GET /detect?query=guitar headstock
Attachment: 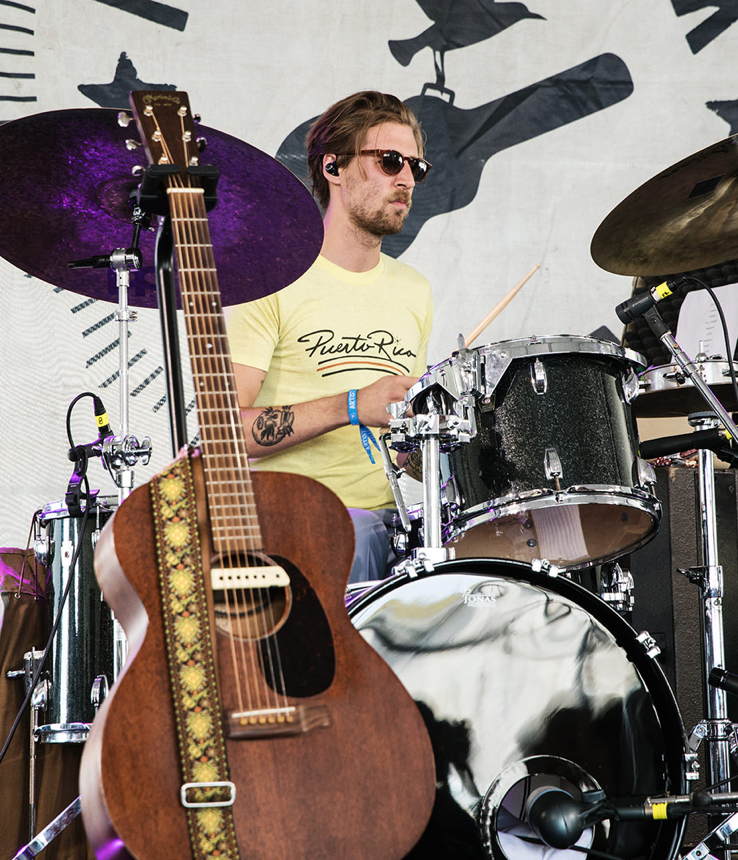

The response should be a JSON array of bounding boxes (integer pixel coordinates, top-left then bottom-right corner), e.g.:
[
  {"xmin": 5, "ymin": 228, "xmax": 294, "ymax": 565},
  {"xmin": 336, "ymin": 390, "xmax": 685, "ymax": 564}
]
[{"xmin": 129, "ymin": 90, "xmax": 200, "ymax": 174}]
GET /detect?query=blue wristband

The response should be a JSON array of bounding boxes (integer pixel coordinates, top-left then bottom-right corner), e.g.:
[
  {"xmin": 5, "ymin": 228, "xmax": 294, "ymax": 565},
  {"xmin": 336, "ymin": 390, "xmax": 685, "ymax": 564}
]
[
  {"xmin": 347, "ymin": 389, "xmax": 380, "ymax": 463},
  {"xmin": 347, "ymin": 389, "xmax": 360, "ymax": 426}
]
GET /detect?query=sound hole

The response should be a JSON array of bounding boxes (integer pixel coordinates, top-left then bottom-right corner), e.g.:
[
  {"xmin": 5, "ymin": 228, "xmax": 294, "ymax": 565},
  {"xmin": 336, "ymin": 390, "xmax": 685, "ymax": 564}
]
[
  {"xmin": 211, "ymin": 552, "xmax": 290, "ymax": 640},
  {"xmin": 260, "ymin": 555, "xmax": 336, "ymax": 698}
]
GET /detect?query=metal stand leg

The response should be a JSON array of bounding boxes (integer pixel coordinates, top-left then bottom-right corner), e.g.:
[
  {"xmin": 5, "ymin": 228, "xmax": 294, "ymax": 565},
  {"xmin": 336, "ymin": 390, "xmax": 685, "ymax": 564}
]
[
  {"xmin": 12, "ymin": 796, "xmax": 82, "ymax": 860},
  {"xmin": 693, "ymin": 415, "xmax": 733, "ymax": 792}
]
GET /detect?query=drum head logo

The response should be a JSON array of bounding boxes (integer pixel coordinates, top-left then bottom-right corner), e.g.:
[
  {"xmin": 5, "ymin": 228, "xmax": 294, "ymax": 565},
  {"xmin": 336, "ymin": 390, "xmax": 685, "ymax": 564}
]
[{"xmin": 462, "ymin": 586, "xmax": 497, "ymax": 607}]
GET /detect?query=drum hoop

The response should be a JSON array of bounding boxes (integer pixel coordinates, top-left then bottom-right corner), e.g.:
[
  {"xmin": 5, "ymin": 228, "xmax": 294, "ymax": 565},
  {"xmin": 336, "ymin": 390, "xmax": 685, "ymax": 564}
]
[
  {"xmin": 38, "ymin": 496, "xmax": 118, "ymax": 521},
  {"xmin": 407, "ymin": 334, "xmax": 645, "ymax": 407},
  {"xmin": 349, "ymin": 557, "xmax": 687, "ymax": 782},
  {"xmin": 640, "ymin": 359, "xmax": 738, "ymax": 394},
  {"xmin": 473, "ymin": 334, "xmax": 645, "ymax": 368},
  {"xmin": 453, "ymin": 484, "xmax": 660, "ymax": 525}
]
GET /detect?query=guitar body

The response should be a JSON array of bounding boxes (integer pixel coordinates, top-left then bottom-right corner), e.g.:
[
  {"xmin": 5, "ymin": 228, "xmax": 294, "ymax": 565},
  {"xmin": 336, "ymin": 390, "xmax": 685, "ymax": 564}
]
[{"xmin": 80, "ymin": 461, "xmax": 435, "ymax": 860}]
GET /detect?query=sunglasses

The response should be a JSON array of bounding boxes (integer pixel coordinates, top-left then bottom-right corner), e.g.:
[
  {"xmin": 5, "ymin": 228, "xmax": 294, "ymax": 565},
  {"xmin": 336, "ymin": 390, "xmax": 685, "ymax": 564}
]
[{"xmin": 359, "ymin": 149, "xmax": 432, "ymax": 183}]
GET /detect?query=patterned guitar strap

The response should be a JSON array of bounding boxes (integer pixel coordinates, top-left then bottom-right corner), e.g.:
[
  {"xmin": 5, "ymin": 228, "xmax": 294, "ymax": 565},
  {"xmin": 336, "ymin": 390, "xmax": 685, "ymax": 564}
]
[{"xmin": 150, "ymin": 454, "xmax": 241, "ymax": 860}]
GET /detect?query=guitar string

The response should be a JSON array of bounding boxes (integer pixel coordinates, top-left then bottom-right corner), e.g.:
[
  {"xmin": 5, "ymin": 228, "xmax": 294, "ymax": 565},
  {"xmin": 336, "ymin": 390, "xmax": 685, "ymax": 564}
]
[
  {"xmin": 162, "ymin": 124, "xmax": 289, "ymax": 715},
  {"xmin": 169, "ymin": 184, "xmax": 253, "ymax": 714},
  {"xmin": 155, "ymin": 120, "xmax": 253, "ymax": 715}
]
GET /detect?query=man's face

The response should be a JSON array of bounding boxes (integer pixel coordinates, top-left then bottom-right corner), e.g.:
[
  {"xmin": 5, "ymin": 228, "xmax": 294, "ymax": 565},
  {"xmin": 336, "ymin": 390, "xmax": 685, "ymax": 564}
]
[{"xmin": 339, "ymin": 121, "xmax": 419, "ymax": 237}]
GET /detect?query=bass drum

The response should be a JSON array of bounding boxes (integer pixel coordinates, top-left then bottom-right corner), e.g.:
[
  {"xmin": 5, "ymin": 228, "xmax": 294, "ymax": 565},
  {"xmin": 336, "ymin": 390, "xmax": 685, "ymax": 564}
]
[{"xmin": 349, "ymin": 559, "xmax": 685, "ymax": 860}]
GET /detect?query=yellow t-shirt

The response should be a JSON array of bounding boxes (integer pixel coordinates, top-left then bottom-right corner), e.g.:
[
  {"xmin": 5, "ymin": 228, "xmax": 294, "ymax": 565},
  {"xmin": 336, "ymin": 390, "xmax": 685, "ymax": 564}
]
[{"xmin": 224, "ymin": 253, "xmax": 433, "ymax": 509}]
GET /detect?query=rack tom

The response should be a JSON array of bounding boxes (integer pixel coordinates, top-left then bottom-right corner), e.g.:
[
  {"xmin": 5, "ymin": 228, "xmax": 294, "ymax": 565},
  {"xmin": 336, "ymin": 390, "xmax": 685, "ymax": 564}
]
[{"xmin": 409, "ymin": 335, "xmax": 660, "ymax": 570}]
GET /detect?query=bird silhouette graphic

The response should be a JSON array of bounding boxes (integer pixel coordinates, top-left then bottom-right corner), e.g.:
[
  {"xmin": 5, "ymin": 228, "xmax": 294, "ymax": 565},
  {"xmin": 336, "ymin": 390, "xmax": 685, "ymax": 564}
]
[
  {"xmin": 708, "ymin": 98, "xmax": 738, "ymax": 134},
  {"xmin": 276, "ymin": 54, "xmax": 633, "ymax": 257},
  {"xmin": 389, "ymin": 0, "xmax": 544, "ymax": 72},
  {"xmin": 78, "ymin": 52, "xmax": 176, "ymax": 108}
]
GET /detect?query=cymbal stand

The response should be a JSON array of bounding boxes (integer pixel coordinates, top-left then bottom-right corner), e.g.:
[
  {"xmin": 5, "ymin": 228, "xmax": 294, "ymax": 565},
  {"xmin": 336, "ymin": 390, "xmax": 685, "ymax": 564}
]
[
  {"xmin": 640, "ymin": 306, "xmax": 738, "ymax": 855},
  {"xmin": 70, "ymin": 238, "xmax": 152, "ymax": 682},
  {"xmin": 685, "ymin": 412, "xmax": 734, "ymax": 797}
]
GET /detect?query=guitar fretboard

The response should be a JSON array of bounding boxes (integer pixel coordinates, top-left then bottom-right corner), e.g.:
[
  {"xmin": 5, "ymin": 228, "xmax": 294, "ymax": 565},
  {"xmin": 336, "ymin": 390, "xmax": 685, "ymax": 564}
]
[{"xmin": 167, "ymin": 184, "xmax": 263, "ymax": 554}]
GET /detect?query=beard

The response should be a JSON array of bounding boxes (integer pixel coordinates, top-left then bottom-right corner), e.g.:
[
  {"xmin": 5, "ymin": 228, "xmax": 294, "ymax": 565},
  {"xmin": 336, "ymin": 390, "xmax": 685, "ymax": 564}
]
[{"xmin": 348, "ymin": 193, "xmax": 412, "ymax": 237}]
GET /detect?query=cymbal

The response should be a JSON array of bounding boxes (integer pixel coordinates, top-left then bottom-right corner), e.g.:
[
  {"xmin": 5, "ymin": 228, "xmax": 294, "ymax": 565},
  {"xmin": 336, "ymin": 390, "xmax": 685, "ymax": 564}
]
[
  {"xmin": 591, "ymin": 134, "xmax": 738, "ymax": 276},
  {"xmin": 0, "ymin": 108, "xmax": 323, "ymax": 307}
]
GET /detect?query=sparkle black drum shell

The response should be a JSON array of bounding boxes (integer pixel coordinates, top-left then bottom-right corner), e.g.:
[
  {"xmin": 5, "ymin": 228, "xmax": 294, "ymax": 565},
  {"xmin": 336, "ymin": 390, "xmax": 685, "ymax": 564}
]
[
  {"xmin": 349, "ymin": 559, "xmax": 685, "ymax": 860},
  {"xmin": 412, "ymin": 336, "xmax": 660, "ymax": 570}
]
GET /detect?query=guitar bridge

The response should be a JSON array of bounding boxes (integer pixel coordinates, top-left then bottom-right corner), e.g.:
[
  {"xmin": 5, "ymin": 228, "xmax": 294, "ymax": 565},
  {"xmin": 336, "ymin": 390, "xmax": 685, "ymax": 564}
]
[
  {"xmin": 227, "ymin": 704, "xmax": 331, "ymax": 739},
  {"xmin": 211, "ymin": 565, "xmax": 290, "ymax": 590}
]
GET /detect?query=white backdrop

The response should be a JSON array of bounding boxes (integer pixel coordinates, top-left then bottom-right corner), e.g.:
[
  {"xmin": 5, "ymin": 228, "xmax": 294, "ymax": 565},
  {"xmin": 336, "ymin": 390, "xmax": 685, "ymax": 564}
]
[{"xmin": 0, "ymin": 0, "xmax": 736, "ymax": 545}]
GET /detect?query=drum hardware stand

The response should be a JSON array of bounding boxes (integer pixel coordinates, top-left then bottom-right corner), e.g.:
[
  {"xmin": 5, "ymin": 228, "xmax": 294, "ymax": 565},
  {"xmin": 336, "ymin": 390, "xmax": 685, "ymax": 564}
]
[
  {"xmin": 629, "ymin": 304, "xmax": 738, "ymax": 855},
  {"xmin": 385, "ymin": 390, "xmax": 475, "ymax": 573},
  {"xmin": 7, "ymin": 648, "xmax": 47, "ymax": 840},
  {"xmin": 598, "ymin": 561, "xmax": 635, "ymax": 614},
  {"xmin": 11, "ymin": 797, "xmax": 82, "ymax": 860}
]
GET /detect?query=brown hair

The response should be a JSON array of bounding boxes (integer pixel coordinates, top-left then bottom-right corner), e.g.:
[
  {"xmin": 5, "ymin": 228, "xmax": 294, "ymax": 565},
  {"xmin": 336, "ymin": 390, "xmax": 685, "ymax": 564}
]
[{"xmin": 306, "ymin": 91, "xmax": 423, "ymax": 209}]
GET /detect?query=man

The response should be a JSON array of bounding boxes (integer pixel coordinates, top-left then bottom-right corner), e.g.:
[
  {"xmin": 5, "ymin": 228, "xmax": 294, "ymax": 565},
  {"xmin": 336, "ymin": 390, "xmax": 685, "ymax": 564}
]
[{"xmin": 225, "ymin": 91, "xmax": 433, "ymax": 582}]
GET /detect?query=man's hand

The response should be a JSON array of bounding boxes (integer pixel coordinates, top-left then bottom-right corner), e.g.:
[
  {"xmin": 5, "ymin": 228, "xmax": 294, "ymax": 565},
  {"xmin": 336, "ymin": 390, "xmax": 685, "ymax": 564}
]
[{"xmin": 356, "ymin": 375, "xmax": 417, "ymax": 427}]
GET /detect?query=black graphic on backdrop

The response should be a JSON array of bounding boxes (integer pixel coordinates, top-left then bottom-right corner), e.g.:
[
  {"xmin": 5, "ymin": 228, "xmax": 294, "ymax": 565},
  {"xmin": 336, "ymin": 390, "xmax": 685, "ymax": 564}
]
[
  {"xmin": 79, "ymin": 51, "xmax": 175, "ymax": 107},
  {"xmin": 93, "ymin": 0, "xmax": 188, "ymax": 31},
  {"xmin": 0, "ymin": 1, "xmax": 36, "ymax": 118},
  {"xmin": 708, "ymin": 99, "xmax": 738, "ymax": 134},
  {"xmin": 389, "ymin": 0, "xmax": 543, "ymax": 82},
  {"xmin": 671, "ymin": 0, "xmax": 738, "ymax": 53},
  {"xmin": 277, "ymin": 54, "xmax": 633, "ymax": 257}
]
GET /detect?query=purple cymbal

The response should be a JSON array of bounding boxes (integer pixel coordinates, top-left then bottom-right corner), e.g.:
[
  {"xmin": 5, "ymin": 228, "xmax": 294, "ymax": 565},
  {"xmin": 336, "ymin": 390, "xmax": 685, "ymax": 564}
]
[{"xmin": 0, "ymin": 108, "xmax": 323, "ymax": 306}]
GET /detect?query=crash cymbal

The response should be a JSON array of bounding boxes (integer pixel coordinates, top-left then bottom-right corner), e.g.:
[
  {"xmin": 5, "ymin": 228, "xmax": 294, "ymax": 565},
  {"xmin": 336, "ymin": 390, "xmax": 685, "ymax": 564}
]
[
  {"xmin": 591, "ymin": 134, "xmax": 738, "ymax": 276},
  {"xmin": 0, "ymin": 108, "xmax": 323, "ymax": 306}
]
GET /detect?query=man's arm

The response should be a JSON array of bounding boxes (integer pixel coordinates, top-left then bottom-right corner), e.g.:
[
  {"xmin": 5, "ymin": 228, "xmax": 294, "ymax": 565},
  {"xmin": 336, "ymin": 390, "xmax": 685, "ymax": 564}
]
[{"xmin": 233, "ymin": 363, "xmax": 417, "ymax": 456}]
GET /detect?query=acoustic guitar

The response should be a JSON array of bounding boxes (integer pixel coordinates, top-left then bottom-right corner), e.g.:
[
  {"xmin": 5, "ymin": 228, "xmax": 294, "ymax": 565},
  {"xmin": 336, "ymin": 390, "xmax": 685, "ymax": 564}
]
[{"xmin": 79, "ymin": 90, "xmax": 435, "ymax": 859}]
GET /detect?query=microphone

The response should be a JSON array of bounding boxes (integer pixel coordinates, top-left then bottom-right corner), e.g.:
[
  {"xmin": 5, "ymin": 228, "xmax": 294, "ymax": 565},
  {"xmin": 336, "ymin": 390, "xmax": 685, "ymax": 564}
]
[
  {"xmin": 93, "ymin": 395, "xmax": 113, "ymax": 440},
  {"xmin": 526, "ymin": 787, "xmax": 693, "ymax": 849},
  {"xmin": 616, "ymin": 275, "xmax": 691, "ymax": 324},
  {"xmin": 526, "ymin": 788, "xmax": 587, "ymax": 849},
  {"xmin": 68, "ymin": 396, "xmax": 114, "ymax": 464}
]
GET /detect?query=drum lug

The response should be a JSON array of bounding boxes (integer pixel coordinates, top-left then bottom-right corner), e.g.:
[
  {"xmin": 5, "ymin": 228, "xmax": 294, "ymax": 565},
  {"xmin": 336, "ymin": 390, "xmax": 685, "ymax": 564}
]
[
  {"xmin": 621, "ymin": 368, "xmax": 640, "ymax": 403},
  {"xmin": 530, "ymin": 558, "xmax": 561, "ymax": 577},
  {"xmin": 481, "ymin": 349, "xmax": 513, "ymax": 395},
  {"xmin": 635, "ymin": 630, "xmax": 661, "ymax": 659},
  {"xmin": 544, "ymin": 448, "xmax": 563, "ymax": 488},
  {"xmin": 684, "ymin": 750, "xmax": 701, "ymax": 782},
  {"xmin": 635, "ymin": 457, "xmax": 657, "ymax": 489},
  {"xmin": 530, "ymin": 358, "xmax": 548, "ymax": 394}
]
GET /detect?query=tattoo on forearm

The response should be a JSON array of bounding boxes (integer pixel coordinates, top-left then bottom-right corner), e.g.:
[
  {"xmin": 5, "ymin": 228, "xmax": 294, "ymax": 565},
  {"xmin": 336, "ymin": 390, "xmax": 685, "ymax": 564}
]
[
  {"xmin": 252, "ymin": 406, "xmax": 295, "ymax": 447},
  {"xmin": 404, "ymin": 448, "xmax": 423, "ymax": 481}
]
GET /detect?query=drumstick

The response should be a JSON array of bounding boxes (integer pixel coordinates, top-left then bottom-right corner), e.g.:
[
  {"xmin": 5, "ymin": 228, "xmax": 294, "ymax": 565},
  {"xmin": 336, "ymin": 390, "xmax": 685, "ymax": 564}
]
[{"xmin": 464, "ymin": 262, "xmax": 541, "ymax": 347}]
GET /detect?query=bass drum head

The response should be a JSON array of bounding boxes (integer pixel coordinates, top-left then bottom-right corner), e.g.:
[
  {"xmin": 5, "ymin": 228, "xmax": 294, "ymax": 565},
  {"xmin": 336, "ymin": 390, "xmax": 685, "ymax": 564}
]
[{"xmin": 349, "ymin": 559, "xmax": 685, "ymax": 859}]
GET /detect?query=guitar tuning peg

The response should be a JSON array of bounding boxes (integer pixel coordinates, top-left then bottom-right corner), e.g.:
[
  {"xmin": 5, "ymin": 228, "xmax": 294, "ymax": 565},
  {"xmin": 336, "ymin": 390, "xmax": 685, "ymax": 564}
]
[
  {"xmin": 196, "ymin": 136, "xmax": 207, "ymax": 153},
  {"xmin": 131, "ymin": 165, "xmax": 145, "ymax": 177},
  {"xmin": 125, "ymin": 139, "xmax": 142, "ymax": 151},
  {"xmin": 117, "ymin": 112, "xmax": 133, "ymax": 128},
  {"xmin": 193, "ymin": 114, "xmax": 201, "ymax": 124}
]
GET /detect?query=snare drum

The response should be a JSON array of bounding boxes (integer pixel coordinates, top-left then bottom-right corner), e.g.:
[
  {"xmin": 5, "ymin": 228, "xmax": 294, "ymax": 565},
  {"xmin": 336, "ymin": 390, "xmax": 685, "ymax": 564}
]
[
  {"xmin": 636, "ymin": 358, "xmax": 738, "ymax": 418},
  {"xmin": 409, "ymin": 336, "xmax": 660, "ymax": 570},
  {"xmin": 34, "ymin": 498, "xmax": 116, "ymax": 743}
]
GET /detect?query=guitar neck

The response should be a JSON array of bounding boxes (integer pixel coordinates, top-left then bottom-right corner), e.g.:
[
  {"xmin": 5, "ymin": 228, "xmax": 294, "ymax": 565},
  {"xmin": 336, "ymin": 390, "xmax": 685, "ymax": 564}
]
[{"xmin": 168, "ymin": 184, "xmax": 263, "ymax": 555}]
